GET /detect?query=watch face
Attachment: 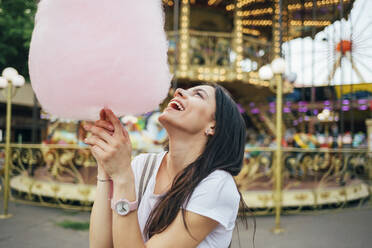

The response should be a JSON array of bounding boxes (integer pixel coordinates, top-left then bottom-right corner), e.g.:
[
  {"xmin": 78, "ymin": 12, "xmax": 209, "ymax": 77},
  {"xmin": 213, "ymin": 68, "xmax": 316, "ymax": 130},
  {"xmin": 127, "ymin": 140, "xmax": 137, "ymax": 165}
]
[{"xmin": 115, "ymin": 201, "xmax": 130, "ymax": 216}]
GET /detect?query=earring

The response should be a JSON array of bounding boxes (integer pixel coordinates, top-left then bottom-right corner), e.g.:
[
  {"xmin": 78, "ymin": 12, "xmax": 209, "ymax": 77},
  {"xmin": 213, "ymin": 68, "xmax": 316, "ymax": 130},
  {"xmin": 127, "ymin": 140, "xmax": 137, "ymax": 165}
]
[{"xmin": 205, "ymin": 129, "xmax": 211, "ymax": 136}]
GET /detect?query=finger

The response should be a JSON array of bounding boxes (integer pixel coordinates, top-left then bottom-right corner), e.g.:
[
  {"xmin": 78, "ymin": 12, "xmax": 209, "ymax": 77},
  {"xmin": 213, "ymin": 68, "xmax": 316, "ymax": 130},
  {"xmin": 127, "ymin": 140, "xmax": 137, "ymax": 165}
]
[
  {"xmin": 83, "ymin": 123, "xmax": 114, "ymax": 136},
  {"xmin": 84, "ymin": 121, "xmax": 94, "ymax": 128},
  {"xmin": 95, "ymin": 120, "xmax": 114, "ymax": 132},
  {"xmin": 85, "ymin": 135, "xmax": 111, "ymax": 152},
  {"xmin": 83, "ymin": 122, "xmax": 93, "ymax": 131},
  {"xmin": 122, "ymin": 125, "xmax": 130, "ymax": 139},
  {"xmin": 105, "ymin": 108, "xmax": 123, "ymax": 137},
  {"xmin": 86, "ymin": 124, "xmax": 115, "ymax": 144}
]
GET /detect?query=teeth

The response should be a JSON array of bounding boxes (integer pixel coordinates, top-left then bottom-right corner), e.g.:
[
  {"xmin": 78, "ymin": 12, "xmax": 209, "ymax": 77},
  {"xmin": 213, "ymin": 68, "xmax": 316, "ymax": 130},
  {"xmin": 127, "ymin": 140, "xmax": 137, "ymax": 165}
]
[{"xmin": 170, "ymin": 100, "xmax": 184, "ymax": 111}]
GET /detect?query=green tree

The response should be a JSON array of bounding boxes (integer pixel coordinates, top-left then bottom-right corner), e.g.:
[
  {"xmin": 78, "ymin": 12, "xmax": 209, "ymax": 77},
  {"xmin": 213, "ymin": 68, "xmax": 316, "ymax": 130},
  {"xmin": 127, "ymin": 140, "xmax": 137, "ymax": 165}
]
[{"xmin": 0, "ymin": 0, "xmax": 37, "ymax": 80}]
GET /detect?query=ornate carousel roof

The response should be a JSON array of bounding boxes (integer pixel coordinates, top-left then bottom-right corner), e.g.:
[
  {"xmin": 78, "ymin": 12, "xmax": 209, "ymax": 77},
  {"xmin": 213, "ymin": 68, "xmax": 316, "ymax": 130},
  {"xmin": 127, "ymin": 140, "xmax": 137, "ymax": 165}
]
[
  {"xmin": 159, "ymin": 0, "xmax": 358, "ymax": 96},
  {"xmin": 163, "ymin": 0, "xmax": 355, "ymax": 40}
]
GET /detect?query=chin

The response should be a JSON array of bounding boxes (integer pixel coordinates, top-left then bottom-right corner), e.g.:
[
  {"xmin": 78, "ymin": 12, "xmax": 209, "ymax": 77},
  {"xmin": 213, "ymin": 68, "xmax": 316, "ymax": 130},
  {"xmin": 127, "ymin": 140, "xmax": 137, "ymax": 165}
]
[
  {"xmin": 158, "ymin": 110, "xmax": 173, "ymax": 127},
  {"xmin": 158, "ymin": 111, "xmax": 167, "ymax": 124},
  {"xmin": 158, "ymin": 109, "xmax": 182, "ymax": 132}
]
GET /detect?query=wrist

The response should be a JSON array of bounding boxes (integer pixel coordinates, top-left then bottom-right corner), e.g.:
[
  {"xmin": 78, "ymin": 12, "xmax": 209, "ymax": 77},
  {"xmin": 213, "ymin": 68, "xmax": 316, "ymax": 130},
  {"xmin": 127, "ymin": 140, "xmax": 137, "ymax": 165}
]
[
  {"xmin": 97, "ymin": 166, "xmax": 109, "ymax": 179},
  {"xmin": 112, "ymin": 173, "xmax": 133, "ymax": 187},
  {"xmin": 112, "ymin": 171, "xmax": 136, "ymax": 202},
  {"xmin": 111, "ymin": 166, "xmax": 134, "ymax": 185}
]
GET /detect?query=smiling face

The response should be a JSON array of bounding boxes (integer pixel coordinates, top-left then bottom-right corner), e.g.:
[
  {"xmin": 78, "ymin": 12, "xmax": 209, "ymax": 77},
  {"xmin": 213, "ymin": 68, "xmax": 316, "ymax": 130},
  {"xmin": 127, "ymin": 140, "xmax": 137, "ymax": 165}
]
[{"xmin": 159, "ymin": 85, "xmax": 216, "ymax": 136}]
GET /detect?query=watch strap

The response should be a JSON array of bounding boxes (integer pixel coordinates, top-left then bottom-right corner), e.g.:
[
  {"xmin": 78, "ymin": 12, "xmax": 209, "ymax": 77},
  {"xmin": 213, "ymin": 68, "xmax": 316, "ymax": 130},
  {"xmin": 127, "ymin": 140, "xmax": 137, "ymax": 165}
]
[{"xmin": 128, "ymin": 199, "xmax": 139, "ymax": 211}]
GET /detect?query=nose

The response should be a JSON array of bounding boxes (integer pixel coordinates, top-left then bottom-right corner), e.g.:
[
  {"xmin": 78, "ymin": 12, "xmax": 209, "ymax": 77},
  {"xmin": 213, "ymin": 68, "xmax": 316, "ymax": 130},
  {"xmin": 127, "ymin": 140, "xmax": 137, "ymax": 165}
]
[{"xmin": 174, "ymin": 88, "xmax": 187, "ymax": 98}]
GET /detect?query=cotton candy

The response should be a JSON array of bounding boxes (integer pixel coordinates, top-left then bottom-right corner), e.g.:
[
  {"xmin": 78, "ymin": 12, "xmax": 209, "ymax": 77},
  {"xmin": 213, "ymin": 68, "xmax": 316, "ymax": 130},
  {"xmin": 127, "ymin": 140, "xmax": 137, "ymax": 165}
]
[{"xmin": 29, "ymin": 0, "xmax": 171, "ymax": 120}]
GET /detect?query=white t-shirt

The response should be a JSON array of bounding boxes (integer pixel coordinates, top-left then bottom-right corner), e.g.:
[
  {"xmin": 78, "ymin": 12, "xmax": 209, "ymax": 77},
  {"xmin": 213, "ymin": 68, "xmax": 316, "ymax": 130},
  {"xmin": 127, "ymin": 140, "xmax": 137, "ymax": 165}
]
[{"xmin": 130, "ymin": 151, "xmax": 240, "ymax": 248}]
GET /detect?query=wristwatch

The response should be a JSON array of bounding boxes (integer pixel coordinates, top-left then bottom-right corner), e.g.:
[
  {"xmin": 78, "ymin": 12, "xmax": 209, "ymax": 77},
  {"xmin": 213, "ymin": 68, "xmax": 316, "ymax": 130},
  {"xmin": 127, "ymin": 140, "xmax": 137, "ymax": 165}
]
[{"xmin": 111, "ymin": 198, "xmax": 138, "ymax": 216}]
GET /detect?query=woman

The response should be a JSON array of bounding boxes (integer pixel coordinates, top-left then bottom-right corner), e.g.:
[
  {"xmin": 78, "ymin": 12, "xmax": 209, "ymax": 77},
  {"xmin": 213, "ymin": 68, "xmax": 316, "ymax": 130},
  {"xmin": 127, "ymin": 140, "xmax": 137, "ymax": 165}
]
[{"xmin": 85, "ymin": 84, "xmax": 248, "ymax": 248}]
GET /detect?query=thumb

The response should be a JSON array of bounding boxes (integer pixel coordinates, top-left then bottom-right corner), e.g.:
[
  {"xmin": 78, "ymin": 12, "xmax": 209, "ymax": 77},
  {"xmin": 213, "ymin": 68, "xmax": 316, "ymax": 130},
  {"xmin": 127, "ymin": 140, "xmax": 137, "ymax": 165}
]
[
  {"xmin": 104, "ymin": 108, "xmax": 123, "ymax": 137},
  {"xmin": 100, "ymin": 108, "xmax": 107, "ymax": 121}
]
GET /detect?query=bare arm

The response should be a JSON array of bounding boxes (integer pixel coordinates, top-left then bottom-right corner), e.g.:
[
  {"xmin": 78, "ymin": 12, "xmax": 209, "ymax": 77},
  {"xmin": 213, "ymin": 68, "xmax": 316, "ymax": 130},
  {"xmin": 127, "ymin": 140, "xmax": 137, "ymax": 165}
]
[
  {"xmin": 88, "ymin": 111, "xmax": 116, "ymax": 248},
  {"xmin": 89, "ymin": 166, "xmax": 113, "ymax": 248},
  {"xmin": 112, "ymin": 172, "xmax": 144, "ymax": 248},
  {"xmin": 146, "ymin": 210, "xmax": 219, "ymax": 248}
]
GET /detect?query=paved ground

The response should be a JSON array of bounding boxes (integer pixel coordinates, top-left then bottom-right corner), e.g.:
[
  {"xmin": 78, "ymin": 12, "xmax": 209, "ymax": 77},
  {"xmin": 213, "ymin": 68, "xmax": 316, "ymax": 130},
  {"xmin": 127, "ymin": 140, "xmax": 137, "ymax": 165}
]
[
  {"xmin": 0, "ymin": 201, "xmax": 371, "ymax": 248},
  {"xmin": 232, "ymin": 207, "xmax": 372, "ymax": 248}
]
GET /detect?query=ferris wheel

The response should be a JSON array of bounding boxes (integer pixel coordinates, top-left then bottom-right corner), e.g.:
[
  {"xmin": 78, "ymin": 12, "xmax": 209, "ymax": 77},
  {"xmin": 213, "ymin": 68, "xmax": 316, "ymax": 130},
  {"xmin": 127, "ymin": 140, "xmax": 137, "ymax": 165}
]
[{"xmin": 283, "ymin": 0, "xmax": 372, "ymax": 87}]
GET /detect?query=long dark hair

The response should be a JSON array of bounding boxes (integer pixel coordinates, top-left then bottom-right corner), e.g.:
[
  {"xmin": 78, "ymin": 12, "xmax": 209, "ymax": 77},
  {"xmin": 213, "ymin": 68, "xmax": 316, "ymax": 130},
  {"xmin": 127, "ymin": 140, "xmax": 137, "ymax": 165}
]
[{"xmin": 144, "ymin": 84, "xmax": 254, "ymax": 246}]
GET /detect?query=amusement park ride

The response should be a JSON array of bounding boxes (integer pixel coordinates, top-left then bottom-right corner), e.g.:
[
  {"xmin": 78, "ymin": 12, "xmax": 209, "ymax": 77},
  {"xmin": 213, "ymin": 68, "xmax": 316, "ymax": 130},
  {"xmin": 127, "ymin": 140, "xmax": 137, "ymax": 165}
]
[{"xmin": 1, "ymin": 0, "xmax": 371, "ymax": 225}]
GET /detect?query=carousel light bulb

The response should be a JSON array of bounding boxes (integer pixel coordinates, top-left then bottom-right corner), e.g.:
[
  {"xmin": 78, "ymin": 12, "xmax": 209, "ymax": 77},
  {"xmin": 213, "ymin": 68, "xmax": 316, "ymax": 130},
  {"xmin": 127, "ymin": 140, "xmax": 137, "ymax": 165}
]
[
  {"xmin": 11, "ymin": 75, "xmax": 25, "ymax": 87},
  {"xmin": 271, "ymin": 57, "xmax": 286, "ymax": 74},
  {"xmin": 323, "ymin": 109, "xmax": 330, "ymax": 117},
  {"xmin": 286, "ymin": 72, "xmax": 297, "ymax": 82},
  {"xmin": 258, "ymin": 65, "xmax": 274, "ymax": 80},
  {"xmin": 2, "ymin": 67, "xmax": 18, "ymax": 81},
  {"xmin": 0, "ymin": 76, "xmax": 8, "ymax": 88},
  {"xmin": 317, "ymin": 113, "xmax": 325, "ymax": 121}
]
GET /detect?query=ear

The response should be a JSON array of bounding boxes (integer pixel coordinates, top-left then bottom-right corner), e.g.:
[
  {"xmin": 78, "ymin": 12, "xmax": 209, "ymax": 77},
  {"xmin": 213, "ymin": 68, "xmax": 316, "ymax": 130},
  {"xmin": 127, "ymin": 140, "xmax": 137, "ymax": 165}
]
[
  {"xmin": 210, "ymin": 127, "xmax": 215, "ymax": 136},
  {"xmin": 208, "ymin": 122, "xmax": 216, "ymax": 136}
]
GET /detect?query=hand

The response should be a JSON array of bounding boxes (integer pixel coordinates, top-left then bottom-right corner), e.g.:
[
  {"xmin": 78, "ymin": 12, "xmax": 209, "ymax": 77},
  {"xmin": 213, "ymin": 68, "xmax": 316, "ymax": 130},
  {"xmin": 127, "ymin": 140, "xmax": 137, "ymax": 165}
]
[
  {"xmin": 86, "ymin": 109, "xmax": 114, "ymax": 179},
  {"xmin": 84, "ymin": 108, "xmax": 133, "ymax": 183}
]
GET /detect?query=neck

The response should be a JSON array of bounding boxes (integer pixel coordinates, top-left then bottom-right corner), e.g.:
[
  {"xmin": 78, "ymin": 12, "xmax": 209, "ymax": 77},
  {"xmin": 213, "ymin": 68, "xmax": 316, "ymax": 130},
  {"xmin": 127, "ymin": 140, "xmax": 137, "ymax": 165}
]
[{"xmin": 165, "ymin": 130, "xmax": 207, "ymax": 179}]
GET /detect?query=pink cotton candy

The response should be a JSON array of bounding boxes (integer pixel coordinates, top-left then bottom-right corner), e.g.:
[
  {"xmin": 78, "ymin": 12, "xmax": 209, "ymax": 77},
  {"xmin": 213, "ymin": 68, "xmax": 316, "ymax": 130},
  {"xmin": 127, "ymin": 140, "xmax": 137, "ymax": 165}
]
[{"xmin": 29, "ymin": 0, "xmax": 171, "ymax": 120}]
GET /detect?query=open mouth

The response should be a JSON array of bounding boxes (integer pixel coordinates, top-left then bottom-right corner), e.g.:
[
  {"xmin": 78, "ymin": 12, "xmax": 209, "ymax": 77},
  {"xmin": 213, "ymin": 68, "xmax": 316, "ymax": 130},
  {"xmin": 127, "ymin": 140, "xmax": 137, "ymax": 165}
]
[{"xmin": 168, "ymin": 100, "xmax": 185, "ymax": 111}]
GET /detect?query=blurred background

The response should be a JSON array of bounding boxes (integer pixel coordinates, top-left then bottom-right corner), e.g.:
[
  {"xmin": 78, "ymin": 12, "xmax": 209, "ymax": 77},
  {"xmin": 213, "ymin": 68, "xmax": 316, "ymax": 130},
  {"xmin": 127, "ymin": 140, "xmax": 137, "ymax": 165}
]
[{"xmin": 0, "ymin": 0, "xmax": 371, "ymax": 247}]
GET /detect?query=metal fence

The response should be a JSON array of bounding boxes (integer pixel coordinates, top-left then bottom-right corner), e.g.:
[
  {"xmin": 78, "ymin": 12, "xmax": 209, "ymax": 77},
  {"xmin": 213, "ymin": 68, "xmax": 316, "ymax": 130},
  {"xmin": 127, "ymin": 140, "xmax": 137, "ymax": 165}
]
[
  {"xmin": 1, "ymin": 144, "xmax": 371, "ymax": 214},
  {"xmin": 236, "ymin": 147, "xmax": 372, "ymax": 215}
]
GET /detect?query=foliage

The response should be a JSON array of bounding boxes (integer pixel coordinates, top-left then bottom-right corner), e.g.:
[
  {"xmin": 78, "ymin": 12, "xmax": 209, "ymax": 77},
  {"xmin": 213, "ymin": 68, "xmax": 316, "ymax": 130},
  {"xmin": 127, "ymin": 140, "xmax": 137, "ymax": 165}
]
[
  {"xmin": 0, "ymin": 0, "xmax": 37, "ymax": 79},
  {"xmin": 56, "ymin": 220, "xmax": 90, "ymax": 231}
]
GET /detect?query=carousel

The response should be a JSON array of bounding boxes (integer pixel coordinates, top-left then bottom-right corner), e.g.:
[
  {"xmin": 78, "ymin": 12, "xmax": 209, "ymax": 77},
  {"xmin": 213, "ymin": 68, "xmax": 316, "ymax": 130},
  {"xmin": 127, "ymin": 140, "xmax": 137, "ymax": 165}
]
[{"xmin": 5, "ymin": 0, "xmax": 371, "ymax": 212}]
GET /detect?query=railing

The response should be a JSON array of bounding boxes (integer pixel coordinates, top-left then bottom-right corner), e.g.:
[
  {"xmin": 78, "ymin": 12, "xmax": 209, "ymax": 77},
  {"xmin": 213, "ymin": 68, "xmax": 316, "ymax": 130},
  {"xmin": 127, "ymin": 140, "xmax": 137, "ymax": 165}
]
[
  {"xmin": 242, "ymin": 36, "xmax": 272, "ymax": 71},
  {"xmin": 1, "ymin": 144, "xmax": 371, "ymax": 213},
  {"xmin": 0, "ymin": 144, "xmax": 96, "ymax": 210},
  {"xmin": 189, "ymin": 30, "xmax": 234, "ymax": 68},
  {"xmin": 166, "ymin": 30, "xmax": 271, "ymax": 84},
  {"xmin": 236, "ymin": 147, "xmax": 372, "ymax": 214}
]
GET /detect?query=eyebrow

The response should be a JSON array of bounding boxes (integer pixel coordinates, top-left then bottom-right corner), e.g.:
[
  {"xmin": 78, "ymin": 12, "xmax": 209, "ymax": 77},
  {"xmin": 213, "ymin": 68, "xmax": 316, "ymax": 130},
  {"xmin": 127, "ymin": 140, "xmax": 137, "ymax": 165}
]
[{"xmin": 192, "ymin": 88, "xmax": 209, "ymax": 98}]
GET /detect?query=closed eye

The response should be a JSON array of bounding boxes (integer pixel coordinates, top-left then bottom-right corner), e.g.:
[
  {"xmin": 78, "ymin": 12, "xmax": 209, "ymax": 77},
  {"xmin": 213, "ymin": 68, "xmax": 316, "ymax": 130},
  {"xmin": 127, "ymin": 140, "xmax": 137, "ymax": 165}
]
[
  {"xmin": 190, "ymin": 88, "xmax": 208, "ymax": 99},
  {"xmin": 193, "ymin": 90, "xmax": 204, "ymax": 99}
]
